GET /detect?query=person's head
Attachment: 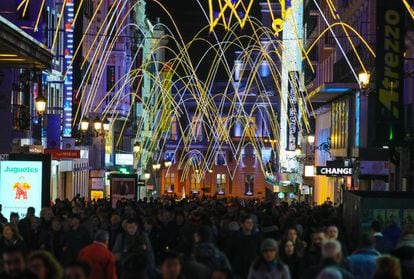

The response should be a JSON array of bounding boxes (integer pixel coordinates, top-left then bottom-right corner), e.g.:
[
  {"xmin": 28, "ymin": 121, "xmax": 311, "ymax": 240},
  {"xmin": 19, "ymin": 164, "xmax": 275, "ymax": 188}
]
[
  {"xmin": 31, "ymin": 217, "xmax": 41, "ymax": 230},
  {"xmin": 175, "ymin": 211, "xmax": 185, "ymax": 226},
  {"xmin": 312, "ymin": 230, "xmax": 326, "ymax": 249},
  {"xmin": 321, "ymin": 240, "xmax": 342, "ymax": 263},
  {"xmin": 64, "ymin": 261, "xmax": 91, "ymax": 279},
  {"xmin": 316, "ymin": 267, "xmax": 343, "ymax": 279},
  {"xmin": 374, "ymin": 255, "xmax": 401, "ymax": 279},
  {"xmin": 260, "ymin": 238, "xmax": 279, "ymax": 262},
  {"xmin": 401, "ymin": 224, "xmax": 414, "ymax": 238},
  {"xmin": 160, "ymin": 251, "xmax": 181, "ymax": 279},
  {"xmin": 2, "ymin": 224, "xmax": 18, "ymax": 240},
  {"xmin": 143, "ymin": 218, "xmax": 154, "ymax": 232},
  {"xmin": 110, "ymin": 214, "xmax": 121, "ymax": 225},
  {"xmin": 286, "ymin": 227, "xmax": 298, "ymax": 243},
  {"xmin": 359, "ymin": 232, "xmax": 375, "ymax": 249},
  {"xmin": 158, "ymin": 210, "xmax": 171, "ymax": 224},
  {"xmin": 125, "ymin": 219, "xmax": 138, "ymax": 236},
  {"xmin": 371, "ymin": 220, "xmax": 383, "ymax": 233},
  {"xmin": 71, "ymin": 215, "xmax": 81, "ymax": 230},
  {"xmin": 51, "ymin": 218, "xmax": 62, "ymax": 232},
  {"xmin": 94, "ymin": 230, "xmax": 109, "ymax": 246},
  {"xmin": 10, "ymin": 212, "xmax": 19, "ymax": 224},
  {"xmin": 194, "ymin": 225, "xmax": 212, "ymax": 243},
  {"xmin": 40, "ymin": 208, "xmax": 54, "ymax": 222},
  {"xmin": 2, "ymin": 246, "xmax": 27, "ymax": 277},
  {"xmin": 26, "ymin": 207, "xmax": 35, "ymax": 218},
  {"xmin": 28, "ymin": 250, "xmax": 63, "ymax": 279},
  {"xmin": 326, "ymin": 225, "xmax": 339, "ymax": 240},
  {"xmin": 283, "ymin": 240, "xmax": 295, "ymax": 257},
  {"xmin": 240, "ymin": 215, "xmax": 254, "ymax": 234},
  {"xmin": 211, "ymin": 269, "xmax": 233, "ymax": 279}
]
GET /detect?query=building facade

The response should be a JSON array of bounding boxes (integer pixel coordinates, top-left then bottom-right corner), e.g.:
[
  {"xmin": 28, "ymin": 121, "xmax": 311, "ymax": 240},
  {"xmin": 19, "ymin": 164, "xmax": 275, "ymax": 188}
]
[{"xmin": 303, "ymin": 0, "xmax": 413, "ymax": 203}]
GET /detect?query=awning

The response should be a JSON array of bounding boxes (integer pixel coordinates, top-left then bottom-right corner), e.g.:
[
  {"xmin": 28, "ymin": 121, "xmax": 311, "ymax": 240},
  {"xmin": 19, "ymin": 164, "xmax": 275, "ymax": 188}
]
[
  {"xmin": 0, "ymin": 16, "xmax": 53, "ymax": 69},
  {"xmin": 306, "ymin": 82, "xmax": 359, "ymax": 103}
]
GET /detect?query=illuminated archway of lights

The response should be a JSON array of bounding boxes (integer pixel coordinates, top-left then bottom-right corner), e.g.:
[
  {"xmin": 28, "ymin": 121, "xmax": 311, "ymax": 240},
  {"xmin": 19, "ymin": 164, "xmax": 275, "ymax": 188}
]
[
  {"xmin": 27, "ymin": 0, "xmax": 381, "ymax": 182},
  {"xmin": 208, "ymin": 0, "xmax": 294, "ymax": 35}
]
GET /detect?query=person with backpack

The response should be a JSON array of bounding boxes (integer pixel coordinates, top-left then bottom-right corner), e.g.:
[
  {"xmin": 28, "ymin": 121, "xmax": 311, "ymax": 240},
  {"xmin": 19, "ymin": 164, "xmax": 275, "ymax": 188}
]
[{"xmin": 193, "ymin": 225, "xmax": 232, "ymax": 272}]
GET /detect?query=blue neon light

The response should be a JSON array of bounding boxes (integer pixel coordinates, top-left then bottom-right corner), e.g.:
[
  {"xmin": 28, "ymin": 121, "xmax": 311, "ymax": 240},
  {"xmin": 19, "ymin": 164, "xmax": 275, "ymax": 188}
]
[
  {"xmin": 355, "ymin": 92, "xmax": 360, "ymax": 147},
  {"xmin": 324, "ymin": 88, "xmax": 349, "ymax": 93}
]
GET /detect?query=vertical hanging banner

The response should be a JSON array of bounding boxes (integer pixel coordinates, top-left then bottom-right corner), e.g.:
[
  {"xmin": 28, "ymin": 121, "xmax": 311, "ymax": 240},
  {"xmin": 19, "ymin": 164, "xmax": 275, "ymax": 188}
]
[
  {"xmin": 286, "ymin": 71, "xmax": 299, "ymax": 151},
  {"xmin": 374, "ymin": 0, "xmax": 405, "ymax": 145},
  {"xmin": 46, "ymin": 114, "xmax": 61, "ymax": 149}
]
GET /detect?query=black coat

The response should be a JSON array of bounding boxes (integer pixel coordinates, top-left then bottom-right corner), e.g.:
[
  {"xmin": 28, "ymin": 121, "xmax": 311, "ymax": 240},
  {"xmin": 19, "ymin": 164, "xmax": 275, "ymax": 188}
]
[
  {"xmin": 374, "ymin": 234, "xmax": 393, "ymax": 254},
  {"xmin": 229, "ymin": 231, "xmax": 262, "ymax": 278}
]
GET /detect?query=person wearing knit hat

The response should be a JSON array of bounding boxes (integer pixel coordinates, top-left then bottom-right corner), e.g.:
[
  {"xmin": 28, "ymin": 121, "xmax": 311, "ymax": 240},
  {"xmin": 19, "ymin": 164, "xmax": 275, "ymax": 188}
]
[
  {"xmin": 248, "ymin": 238, "xmax": 291, "ymax": 279},
  {"xmin": 260, "ymin": 238, "xmax": 279, "ymax": 253}
]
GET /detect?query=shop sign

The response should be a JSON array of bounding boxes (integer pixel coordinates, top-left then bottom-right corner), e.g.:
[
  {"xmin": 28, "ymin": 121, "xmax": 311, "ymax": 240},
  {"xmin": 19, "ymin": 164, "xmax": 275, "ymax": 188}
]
[
  {"xmin": 373, "ymin": 0, "xmax": 405, "ymax": 144},
  {"xmin": 286, "ymin": 71, "xmax": 299, "ymax": 151},
  {"xmin": 44, "ymin": 149, "xmax": 80, "ymax": 160},
  {"xmin": 28, "ymin": 145, "xmax": 44, "ymax": 154},
  {"xmin": 316, "ymin": 167, "xmax": 352, "ymax": 176},
  {"xmin": 0, "ymin": 160, "xmax": 43, "ymax": 219},
  {"xmin": 115, "ymin": 153, "xmax": 134, "ymax": 166}
]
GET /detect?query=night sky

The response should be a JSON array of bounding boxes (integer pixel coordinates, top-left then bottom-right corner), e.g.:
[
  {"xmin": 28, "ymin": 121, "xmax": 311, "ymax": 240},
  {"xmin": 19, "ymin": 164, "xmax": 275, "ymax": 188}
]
[{"xmin": 146, "ymin": 0, "xmax": 261, "ymax": 80}]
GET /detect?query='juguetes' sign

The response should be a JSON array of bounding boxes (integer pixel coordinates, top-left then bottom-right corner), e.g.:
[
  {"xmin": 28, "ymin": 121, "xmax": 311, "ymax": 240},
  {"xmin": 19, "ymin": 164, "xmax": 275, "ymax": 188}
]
[{"xmin": 0, "ymin": 161, "xmax": 43, "ymax": 219}]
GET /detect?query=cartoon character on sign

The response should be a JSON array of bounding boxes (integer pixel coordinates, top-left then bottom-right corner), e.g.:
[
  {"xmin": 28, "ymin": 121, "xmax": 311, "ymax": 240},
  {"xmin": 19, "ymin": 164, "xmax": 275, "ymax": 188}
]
[{"xmin": 13, "ymin": 176, "xmax": 31, "ymax": 200}]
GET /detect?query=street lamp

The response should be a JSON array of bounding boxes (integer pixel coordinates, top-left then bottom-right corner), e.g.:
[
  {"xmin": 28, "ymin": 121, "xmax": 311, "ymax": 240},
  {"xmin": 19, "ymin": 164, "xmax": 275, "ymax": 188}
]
[
  {"xmin": 133, "ymin": 143, "xmax": 141, "ymax": 153},
  {"xmin": 143, "ymin": 173, "xmax": 151, "ymax": 180},
  {"xmin": 93, "ymin": 117, "xmax": 102, "ymax": 131},
  {"xmin": 102, "ymin": 118, "xmax": 110, "ymax": 132},
  {"xmin": 295, "ymin": 147, "xmax": 302, "ymax": 156},
  {"xmin": 35, "ymin": 95, "xmax": 47, "ymax": 115},
  {"xmin": 307, "ymin": 135, "xmax": 315, "ymax": 144},
  {"xmin": 164, "ymin": 161, "xmax": 172, "ymax": 168},
  {"xmin": 34, "ymin": 94, "xmax": 47, "ymax": 145},
  {"xmin": 359, "ymin": 71, "xmax": 370, "ymax": 89},
  {"xmin": 152, "ymin": 163, "xmax": 161, "ymax": 170},
  {"xmin": 80, "ymin": 118, "xmax": 89, "ymax": 132}
]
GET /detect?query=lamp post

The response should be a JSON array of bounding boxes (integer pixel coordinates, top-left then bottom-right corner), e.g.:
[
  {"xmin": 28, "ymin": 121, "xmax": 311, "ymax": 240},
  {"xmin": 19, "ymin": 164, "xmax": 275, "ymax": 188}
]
[
  {"xmin": 152, "ymin": 163, "xmax": 161, "ymax": 196},
  {"xmin": 35, "ymin": 94, "xmax": 47, "ymax": 145},
  {"xmin": 164, "ymin": 161, "xmax": 173, "ymax": 193}
]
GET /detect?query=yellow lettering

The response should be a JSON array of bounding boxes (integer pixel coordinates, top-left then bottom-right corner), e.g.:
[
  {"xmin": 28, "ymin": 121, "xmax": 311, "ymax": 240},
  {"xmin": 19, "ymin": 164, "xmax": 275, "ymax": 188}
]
[{"xmin": 379, "ymin": 88, "xmax": 399, "ymax": 111}]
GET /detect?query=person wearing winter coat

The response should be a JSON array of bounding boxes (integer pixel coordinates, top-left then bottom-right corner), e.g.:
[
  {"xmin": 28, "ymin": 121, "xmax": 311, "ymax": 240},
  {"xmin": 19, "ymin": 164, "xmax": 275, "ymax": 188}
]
[
  {"xmin": 344, "ymin": 233, "xmax": 380, "ymax": 279},
  {"xmin": 193, "ymin": 225, "xmax": 231, "ymax": 272},
  {"xmin": 247, "ymin": 238, "xmax": 291, "ymax": 279}
]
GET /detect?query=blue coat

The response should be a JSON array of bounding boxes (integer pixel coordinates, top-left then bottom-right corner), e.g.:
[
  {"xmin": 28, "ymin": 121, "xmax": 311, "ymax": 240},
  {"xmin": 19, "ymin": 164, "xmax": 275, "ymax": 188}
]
[{"xmin": 344, "ymin": 248, "xmax": 380, "ymax": 279}]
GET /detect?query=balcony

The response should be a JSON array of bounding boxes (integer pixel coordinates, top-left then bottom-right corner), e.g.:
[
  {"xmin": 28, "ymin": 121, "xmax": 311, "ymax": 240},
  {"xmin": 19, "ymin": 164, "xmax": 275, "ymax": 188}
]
[{"xmin": 12, "ymin": 104, "xmax": 31, "ymax": 131}]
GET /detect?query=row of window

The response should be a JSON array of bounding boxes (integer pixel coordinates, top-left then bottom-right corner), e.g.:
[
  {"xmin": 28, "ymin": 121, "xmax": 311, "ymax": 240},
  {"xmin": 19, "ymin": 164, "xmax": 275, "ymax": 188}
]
[
  {"xmin": 168, "ymin": 116, "xmax": 272, "ymax": 141},
  {"xmin": 164, "ymin": 173, "xmax": 254, "ymax": 196}
]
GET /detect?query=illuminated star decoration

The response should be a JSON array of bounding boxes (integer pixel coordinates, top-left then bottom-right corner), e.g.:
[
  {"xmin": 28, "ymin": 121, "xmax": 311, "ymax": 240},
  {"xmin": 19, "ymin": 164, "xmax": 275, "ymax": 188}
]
[
  {"xmin": 208, "ymin": 0, "xmax": 294, "ymax": 35},
  {"xmin": 208, "ymin": 0, "xmax": 255, "ymax": 31}
]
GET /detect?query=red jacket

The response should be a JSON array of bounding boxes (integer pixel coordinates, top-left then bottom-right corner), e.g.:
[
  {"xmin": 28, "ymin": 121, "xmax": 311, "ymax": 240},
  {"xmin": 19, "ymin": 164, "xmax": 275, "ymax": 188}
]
[{"xmin": 78, "ymin": 241, "xmax": 117, "ymax": 279}]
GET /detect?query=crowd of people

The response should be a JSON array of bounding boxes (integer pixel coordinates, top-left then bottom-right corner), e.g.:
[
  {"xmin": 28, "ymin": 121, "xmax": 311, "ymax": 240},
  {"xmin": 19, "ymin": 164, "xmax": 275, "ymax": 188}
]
[{"xmin": 0, "ymin": 196, "xmax": 412, "ymax": 279}]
